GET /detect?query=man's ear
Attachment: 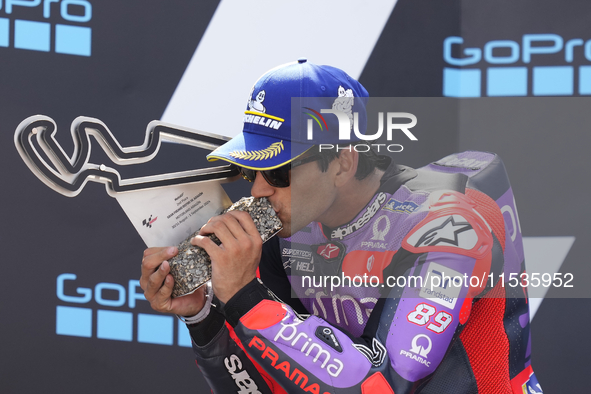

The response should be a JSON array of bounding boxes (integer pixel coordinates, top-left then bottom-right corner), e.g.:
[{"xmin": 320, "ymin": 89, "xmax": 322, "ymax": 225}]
[{"xmin": 334, "ymin": 148, "xmax": 358, "ymax": 187}]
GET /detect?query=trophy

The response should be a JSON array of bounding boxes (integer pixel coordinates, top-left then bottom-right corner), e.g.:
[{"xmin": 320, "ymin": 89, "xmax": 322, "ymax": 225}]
[{"xmin": 14, "ymin": 115, "xmax": 282, "ymax": 297}]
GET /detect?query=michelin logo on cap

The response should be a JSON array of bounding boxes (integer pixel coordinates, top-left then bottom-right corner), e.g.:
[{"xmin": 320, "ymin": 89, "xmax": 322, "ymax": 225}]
[{"xmin": 244, "ymin": 88, "xmax": 284, "ymax": 130}]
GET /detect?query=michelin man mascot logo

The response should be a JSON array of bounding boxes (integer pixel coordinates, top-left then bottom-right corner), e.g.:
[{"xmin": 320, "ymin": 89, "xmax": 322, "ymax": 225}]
[
  {"xmin": 249, "ymin": 89, "xmax": 266, "ymax": 113},
  {"xmin": 332, "ymin": 85, "xmax": 354, "ymax": 129}
]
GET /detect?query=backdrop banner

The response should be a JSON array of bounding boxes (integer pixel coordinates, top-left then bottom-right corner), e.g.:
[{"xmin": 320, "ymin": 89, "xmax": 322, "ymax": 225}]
[{"xmin": 1, "ymin": 0, "xmax": 588, "ymax": 393}]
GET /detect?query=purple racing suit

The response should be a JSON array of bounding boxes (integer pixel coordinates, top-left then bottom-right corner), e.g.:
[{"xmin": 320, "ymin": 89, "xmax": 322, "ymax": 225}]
[{"xmin": 187, "ymin": 151, "xmax": 543, "ymax": 394}]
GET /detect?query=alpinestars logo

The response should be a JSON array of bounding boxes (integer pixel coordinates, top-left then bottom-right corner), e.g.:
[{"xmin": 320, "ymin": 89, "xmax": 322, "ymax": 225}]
[
  {"xmin": 142, "ymin": 215, "xmax": 157, "ymax": 228},
  {"xmin": 409, "ymin": 215, "xmax": 475, "ymax": 248},
  {"xmin": 318, "ymin": 243, "xmax": 341, "ymax": 260},
  {"xmin": 331, "ymin": 193, "xmax": 387, "ymax": 239},
  {"xmin": 224, "ymin": 354, "xmax": 262, "ymax": 394}
]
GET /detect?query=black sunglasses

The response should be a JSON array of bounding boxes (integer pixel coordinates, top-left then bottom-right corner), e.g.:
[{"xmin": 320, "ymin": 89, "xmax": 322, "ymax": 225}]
[{"xmin": 235, "ymin": 154, "xmax": 322, "ymax": 188}]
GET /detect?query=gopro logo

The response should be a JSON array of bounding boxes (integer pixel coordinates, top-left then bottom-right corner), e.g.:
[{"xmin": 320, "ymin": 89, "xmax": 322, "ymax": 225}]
[
  {"xmin": 56, "ymin": 273, "xmax": 192, "ymax": 347},
  {"xmin": 443, "ymin": 34, "xmax": 591, "ymax": 97},
  {"xmin": 0, "ymin": 0, "xmax": 92, "ymax": 56}
]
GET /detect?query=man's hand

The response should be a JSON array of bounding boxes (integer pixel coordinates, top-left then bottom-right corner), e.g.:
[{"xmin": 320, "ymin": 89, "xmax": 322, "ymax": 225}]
[
  {"xmin": 140, "ymin": 246, "xmax": 206, "ymax": 316},
  {"xmin": 192, "ymin": 211, "xmax": 262, "ymax": 304}
]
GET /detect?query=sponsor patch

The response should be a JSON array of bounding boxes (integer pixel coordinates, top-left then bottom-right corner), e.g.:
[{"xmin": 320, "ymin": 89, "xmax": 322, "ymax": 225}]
[
  {"xmin": 399, "ymin": 334, "xmax": 432, "ymax": 368},
  {"xmin": 360, "ymin": 241, "xmax": 387, "ymax": 249},
  {"xmin": 382, "ymin": 199, "xmax": 419, "ymax": 214},
  {"xmin": 295, "ymin": 259, "xmax": 315, "ymax": 273},
  {"xmin": 224, "ymin": 354, "xmax": 262, "ymax": 394},
  {"xmin": 272, "ymin": 322, "xmax": 344, "ymax": 377},
  {"xmin": 434, "ymin": 154, "xmax": 489, "ymax": 170},
  {"xmin": 419, "ymin": 262, "xmax": 463, "ymax": 309},
  {"xmin": 282, "ymin": 248, "xmax": 312, "ymax": 259},
  {"xmin": 522, "ymin": 372, "xmax": 543, "ymax": 394},
  {"xmin": 510, "ymin": 366, "xmax": 543, "ymax": 394}
]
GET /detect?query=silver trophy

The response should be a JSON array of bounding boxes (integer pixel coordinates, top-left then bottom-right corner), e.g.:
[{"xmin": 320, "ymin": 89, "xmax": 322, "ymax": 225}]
[{"xmin": 14, "ymin": 116, "xmax": 281, "ymax": 296}]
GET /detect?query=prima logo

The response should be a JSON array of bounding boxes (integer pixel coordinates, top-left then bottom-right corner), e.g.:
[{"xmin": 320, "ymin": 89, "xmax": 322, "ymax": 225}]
[{"xmin": 273, "ymin": 321, "xmax": 344, "ymax": 377}]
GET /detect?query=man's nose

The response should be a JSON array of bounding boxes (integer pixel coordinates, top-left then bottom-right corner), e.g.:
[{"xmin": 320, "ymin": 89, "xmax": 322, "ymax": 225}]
[{"xmin": 251, "ymin": 172, "xmax": 274, "ymax": 198}]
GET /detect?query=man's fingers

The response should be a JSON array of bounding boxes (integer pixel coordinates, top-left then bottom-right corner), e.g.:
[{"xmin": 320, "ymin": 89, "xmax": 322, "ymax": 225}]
[
  {"xmin": 153, "ymin": 274, "xmax": 174, "ymax": 311},
  {"xmin": 143, "ymin": 260, "xmax": 170, "ymax": 296},
  {"xmin": 226, "ymin": 211, "xmax": 262, "ymax": 240},
  {"xmin": 143, "ymin": 246, "xmax": 166, "ymax": 258},
  {"xmin": 141, "ymin": 246, "xmax": 177, "ymax": 278},
  {"xmin": 191, "ymin": 235, "xmax": 222, "ymax": 259},
  {"xmin": 139, "ymin": 246, "xmax": 206, "ymax": 316},
  {"xmin": 146, "ymin": 269, "xmax": 175, "ymax": 313}
]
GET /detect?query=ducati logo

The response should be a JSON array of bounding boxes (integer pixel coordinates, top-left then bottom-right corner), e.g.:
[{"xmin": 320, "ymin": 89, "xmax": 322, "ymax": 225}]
[{"xmin": 367, "ymin": 255, "xmax": 375, "ymax": 272}]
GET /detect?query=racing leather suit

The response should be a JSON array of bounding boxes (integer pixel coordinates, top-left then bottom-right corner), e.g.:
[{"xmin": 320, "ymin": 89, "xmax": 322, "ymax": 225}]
[{"xmin": 187, "ymin": 151, "xmax": 543, "ymax": 394}]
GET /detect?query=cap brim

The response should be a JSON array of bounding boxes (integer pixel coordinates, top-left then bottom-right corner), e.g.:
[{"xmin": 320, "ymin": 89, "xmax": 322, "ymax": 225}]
[{"xmin": 207, "ymin": 131, "xmax": 312, "ymax": 170}]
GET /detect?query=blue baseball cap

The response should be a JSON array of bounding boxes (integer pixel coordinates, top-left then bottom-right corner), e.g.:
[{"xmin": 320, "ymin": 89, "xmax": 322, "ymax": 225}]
[{"xmin": 206, "ymin": 59, "xmax": 369, "ymax": 170}]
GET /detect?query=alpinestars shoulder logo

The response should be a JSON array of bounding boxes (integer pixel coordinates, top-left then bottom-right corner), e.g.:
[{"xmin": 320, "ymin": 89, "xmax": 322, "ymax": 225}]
[
  {"xmin": 402, "ymin": 191, "xmax": 494, "ymax": 259},
  {"xmin": 410, "ymin": 215, "xmax": 474, "ymax": 248}
]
